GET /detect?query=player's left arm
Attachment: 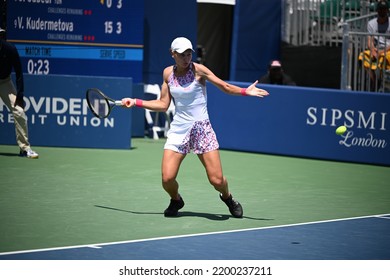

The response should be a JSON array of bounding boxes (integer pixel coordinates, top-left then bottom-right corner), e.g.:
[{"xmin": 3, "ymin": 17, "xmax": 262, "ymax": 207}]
[{"xmin": 195, "ymin": 63, "xmax": 269, "ymax": 98}]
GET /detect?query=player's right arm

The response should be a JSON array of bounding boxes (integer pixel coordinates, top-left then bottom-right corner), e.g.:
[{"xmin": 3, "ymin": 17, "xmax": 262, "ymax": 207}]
[{"xmin": 122, "ymin": 66, "xmax": 172, "ymax": 112}]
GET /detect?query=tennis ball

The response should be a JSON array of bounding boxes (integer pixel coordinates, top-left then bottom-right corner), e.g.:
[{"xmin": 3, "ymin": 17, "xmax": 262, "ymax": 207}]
[{"xmin": 335, "ymin": 125, "xmax": 347, "ymax": 135}]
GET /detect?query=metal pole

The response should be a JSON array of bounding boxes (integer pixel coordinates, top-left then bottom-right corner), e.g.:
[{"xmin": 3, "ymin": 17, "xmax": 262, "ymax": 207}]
[{"xmin": 340, "ymin": 22, "xmax": 350, "ymax": 90}]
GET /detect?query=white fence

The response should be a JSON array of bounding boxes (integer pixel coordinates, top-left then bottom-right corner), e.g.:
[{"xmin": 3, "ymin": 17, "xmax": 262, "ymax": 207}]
[
  {"xmin": 284, "ymin": 0, "xmax": 390, "ymax": 92},
  {"xmin": 340, "ymin": 14, "xmax": 390, "ymax": 92},
  {"xmin": 284, "ymin": 0, "xmax": 376, "ymax": 46}
]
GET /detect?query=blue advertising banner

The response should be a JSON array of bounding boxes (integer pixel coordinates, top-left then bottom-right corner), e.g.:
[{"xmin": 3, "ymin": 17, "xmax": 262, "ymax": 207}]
[
  {"xmin": 208, "ymin": 83, "xmax": 390, "ymax": 166},
  {"xmin": 7, "ymin": 0, "xmax": 143, "ymax": 81},
  {"xmin": 0, "ymin": 75, "xmax": 133, "ymax": 149}
]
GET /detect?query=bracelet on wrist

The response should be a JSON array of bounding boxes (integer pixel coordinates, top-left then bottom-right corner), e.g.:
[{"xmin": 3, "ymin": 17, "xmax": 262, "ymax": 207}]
[{"xmin": 240, "ymin": 88, "xmax": 248, "ymax": 96}]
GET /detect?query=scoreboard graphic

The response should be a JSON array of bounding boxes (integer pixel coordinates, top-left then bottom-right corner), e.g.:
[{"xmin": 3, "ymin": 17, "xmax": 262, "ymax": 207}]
[{"xmin": 7, "ymin": 0, "xmax": 144, "ymax": 81}]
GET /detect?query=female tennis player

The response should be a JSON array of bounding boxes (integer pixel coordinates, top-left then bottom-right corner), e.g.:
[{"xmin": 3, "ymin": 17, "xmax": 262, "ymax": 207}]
[{"xmin": 122, "ymin": 37, "xmax": 269, "ymax": 218}]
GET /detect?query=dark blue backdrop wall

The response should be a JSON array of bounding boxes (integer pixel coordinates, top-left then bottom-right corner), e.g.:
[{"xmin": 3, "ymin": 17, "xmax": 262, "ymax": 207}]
[
  {"xmin": 230, "ymin": 0, "xmax": 282, "ymax": 82},
  {"xmin": 143, "ymin": 0, "xmax": 282, "ymax": 85},
  {"xmin": 143, "ymin": 0, "xmax": 197, "ymax": 85}
]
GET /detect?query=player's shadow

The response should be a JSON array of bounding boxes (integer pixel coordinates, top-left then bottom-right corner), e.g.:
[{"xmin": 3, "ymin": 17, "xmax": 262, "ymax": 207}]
[
  {"xmin": 94, "ymin": 205, "xmax": 272, "ymax": 221},
  {"xmin": 0, "ymin": 152, "xmax": 19, "ymax": 157},
  {"xmin": 94, "ymin": 205, "xmax": 228, "ymax": 220},
  {"xmin": 174, "ymin": 211, "xmax": 230, "ymax": 220}
]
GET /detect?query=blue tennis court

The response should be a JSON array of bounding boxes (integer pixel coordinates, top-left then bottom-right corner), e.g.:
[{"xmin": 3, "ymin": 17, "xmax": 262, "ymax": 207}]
[{"xmin": 1, "ymin": 214, "xmax": 389, "ymax": 260}]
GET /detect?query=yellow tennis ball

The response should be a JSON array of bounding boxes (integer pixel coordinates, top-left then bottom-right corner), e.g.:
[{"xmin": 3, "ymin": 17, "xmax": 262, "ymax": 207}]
[{"xmin": 335, "ymin": 125, "xmax": 347, "ymax": 135}]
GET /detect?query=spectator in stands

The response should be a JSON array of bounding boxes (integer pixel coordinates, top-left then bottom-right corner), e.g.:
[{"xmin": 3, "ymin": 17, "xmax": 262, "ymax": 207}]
[
  {"xmin": 259, "ymin": 60, "xmax": 296, "ymax": 86},
  {"xmin": 0, "ymin": 28, "xmax": 39, "ymax": 158},
  {"xmin": 359, "ymin": 0, "xmax": 390, "ymax": 91}
]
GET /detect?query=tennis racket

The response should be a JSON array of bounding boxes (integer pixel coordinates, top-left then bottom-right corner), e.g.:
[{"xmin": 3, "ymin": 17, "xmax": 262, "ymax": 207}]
[{"xmin": 86, "ymin": 88, "xmax": 124, "ymax": 118}]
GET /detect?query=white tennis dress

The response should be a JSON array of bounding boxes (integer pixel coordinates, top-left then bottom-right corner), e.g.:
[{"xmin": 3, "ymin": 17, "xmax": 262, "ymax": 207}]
[{"xmin": 164, "ymin": 63, "xmax": 219, "ymax": 154}]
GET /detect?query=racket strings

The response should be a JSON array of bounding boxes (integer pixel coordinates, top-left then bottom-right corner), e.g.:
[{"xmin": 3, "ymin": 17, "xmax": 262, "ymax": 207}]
[{"xmin": 87, "ymin": 89, "xmax": 110, "ymax": 118}]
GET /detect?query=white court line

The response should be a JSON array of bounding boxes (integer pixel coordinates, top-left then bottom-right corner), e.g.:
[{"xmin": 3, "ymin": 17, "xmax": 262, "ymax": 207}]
[
  {"xmin": 87, "ymin": 246, "xmax": 102, "ymax": 249},
  {"xmin": 377, "ymin": 215, "xmax": 390, "ymax": 220},
  {"xmin": 0, "ymin": 213, "xmax": 389, "ymax": 256}
]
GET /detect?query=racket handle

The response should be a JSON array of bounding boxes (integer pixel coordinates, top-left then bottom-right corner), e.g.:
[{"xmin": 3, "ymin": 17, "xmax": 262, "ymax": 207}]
[{"xmin": 115, "ymin": 100, "xmax": 123, "ymax": 106}]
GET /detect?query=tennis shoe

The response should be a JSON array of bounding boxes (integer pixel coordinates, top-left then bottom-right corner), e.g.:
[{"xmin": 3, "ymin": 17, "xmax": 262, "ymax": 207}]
[
  {"xmin": 19, "ymin": 148, "xmax": 39, "ymax": 159},
  {"xmin": 164, "ymin": 196, "xmax": 184, "ymax": 217},
  {"xmin": 220, "ymin": 194, "xmax": 243, "ymax": 218}
]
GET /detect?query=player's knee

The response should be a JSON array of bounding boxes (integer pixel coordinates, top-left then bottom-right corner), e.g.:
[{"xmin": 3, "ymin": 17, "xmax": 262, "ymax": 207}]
[
  {"xmin": 162, "ymin": 174, "xmax": 176, "ymax": 187},
  {"xmin": 209, "ymin": 175, "xmax": 226, "ymax": 189}
]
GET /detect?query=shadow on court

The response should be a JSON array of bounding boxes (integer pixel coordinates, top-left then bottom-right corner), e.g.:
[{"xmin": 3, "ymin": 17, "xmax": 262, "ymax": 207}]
[
  {"xmin": 94, "ymin": 205, "xmax": 273, "ymax": 221},
  {"xmin": 0, "ymin": 152, "xmax": 20, "ymax": 157}
]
